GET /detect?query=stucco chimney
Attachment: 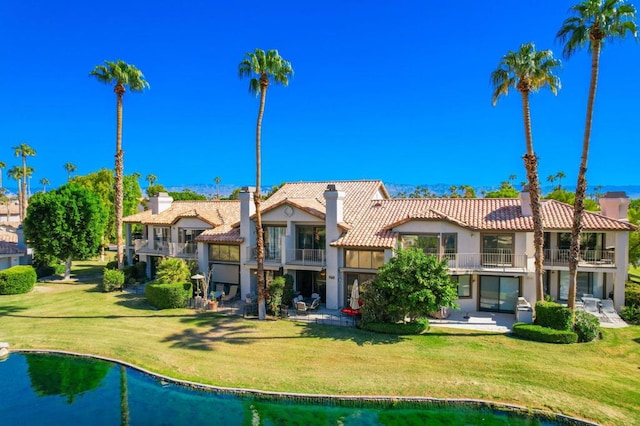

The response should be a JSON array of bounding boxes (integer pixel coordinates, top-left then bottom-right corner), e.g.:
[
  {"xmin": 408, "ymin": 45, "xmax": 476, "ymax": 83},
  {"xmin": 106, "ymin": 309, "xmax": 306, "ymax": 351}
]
[
  {"xmin": 149, "ymin": 192, "xmax": 173, "ymax": 214},
  {"xmin": 598, "ymin": 192, "xmax": 630, "ymax": 221},
  {"xmin": 518, "ymin": 186, "xmax": 532, "ymax": 217},
  {"xmin": 239, "ymin": 186, "xmax": 256, "ymax": 224},
  {"xmin": 324, "ymin": 184, "xmax": 345, "ymax": 227}
]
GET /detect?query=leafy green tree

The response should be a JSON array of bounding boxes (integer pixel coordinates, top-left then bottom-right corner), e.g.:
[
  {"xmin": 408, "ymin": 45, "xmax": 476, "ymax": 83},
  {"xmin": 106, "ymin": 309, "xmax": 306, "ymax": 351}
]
[
  {"xmin": 545, "ymin": 188, "xmax": 599, "ymax": 211},
  {"xmin": 222, "ymin": 188, "xmax": 241, "ymax": 200},
  {"xmin": 395, "ymin": 185, "xmax": 436, "ymax": 198},
  {"xmin": 169, "ymin": 189, "xmax": 207, "ymax": 201},
  {"xmin": 23, "ymin": 184, "xmax": 107, "ymax": 279},
  {"xmin": 491, "ymin": 42, "xmax": 561, "ymax": 302},
  {"xmin": 63, "ymin": 162, "xmax": 77, "ymax": 181},
  {"xmin": 483, "ymin": 180, "xmax": 519, "ymax": 198},
  {"xmin": 155, "ymin": 258, "xmax": 191, "ymax": 284},
  {"xmin": 146, "ymin": 183, "xmax": 166, "ymax": 198},
  {"xmin": 360, "ymin": 248, "xmax": 458, "ymax": 324},
  {"xmin": 145, "ymin": 174, "xmax": 157, "ymax": 187},
  {"xmin": 90, "ymin": 59, "xmax": 150, "ymax": 270},
  {"xmin": 239, "ymin": 48, "xmax": 293, "ymax": 320},
  {"xmin": 628, "ymin": 199, "xmax": 640, "ymax": 266},
  {"xmin": 13, "ymin": 143, "xmax": 36, "ymax": 220},
  {"xmin": 557, "ymin": 0, "xmax": 637, "ymax": 309}
]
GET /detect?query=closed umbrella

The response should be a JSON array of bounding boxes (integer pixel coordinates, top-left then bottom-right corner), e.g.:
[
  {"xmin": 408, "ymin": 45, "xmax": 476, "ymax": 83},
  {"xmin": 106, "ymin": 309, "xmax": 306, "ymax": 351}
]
[{"xmin": 350, "ymin": 279, "xmax": 360, "ymax": 310}]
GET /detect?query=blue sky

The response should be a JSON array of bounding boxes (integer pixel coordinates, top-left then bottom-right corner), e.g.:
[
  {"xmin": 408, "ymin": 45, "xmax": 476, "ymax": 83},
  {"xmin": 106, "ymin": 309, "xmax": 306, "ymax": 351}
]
[{"xmin": 1, "ymin": 0, "xmax": 639, "ymax": 193}]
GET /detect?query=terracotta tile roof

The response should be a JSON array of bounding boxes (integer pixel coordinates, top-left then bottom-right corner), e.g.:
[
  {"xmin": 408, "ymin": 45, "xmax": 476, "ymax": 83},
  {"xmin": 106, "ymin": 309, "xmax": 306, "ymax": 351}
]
[
  {"xmin": 196, "ymin": 226, "xmax": 243, "ymax": 243},
  {"xmin": 123, "ymin": 201, "xmax": 240, "ymax": 227},
  {"xmin": 261, "ymin": 180, "xmax": 389, "ymax": 225},
  {"xmin": 333, "ymin": 198, "xmax": 636, "ymax": 249},
  {"xmin": 0, "ymin": 240, "xmax": 24, "ymax": 256}
]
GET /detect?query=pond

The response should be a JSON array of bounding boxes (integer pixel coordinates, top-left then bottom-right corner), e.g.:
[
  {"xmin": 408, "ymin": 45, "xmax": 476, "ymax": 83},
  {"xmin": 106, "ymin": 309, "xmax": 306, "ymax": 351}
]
[{"xmin": 0, "ymin": 352, "xmax": 583, "ymax": 425}]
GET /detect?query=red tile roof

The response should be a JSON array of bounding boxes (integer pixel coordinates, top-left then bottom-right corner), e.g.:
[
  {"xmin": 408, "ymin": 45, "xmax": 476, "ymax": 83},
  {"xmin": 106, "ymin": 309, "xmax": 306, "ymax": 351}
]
[{"xmin": 333, "ymin": 198, "xmax": 636, "ymax": 249}]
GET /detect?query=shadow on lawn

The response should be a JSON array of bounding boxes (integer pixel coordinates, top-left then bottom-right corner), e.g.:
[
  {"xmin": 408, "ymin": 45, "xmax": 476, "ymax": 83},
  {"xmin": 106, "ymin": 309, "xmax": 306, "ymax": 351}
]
[
  {"xmin": 162, "ymin": 314, "xmax": 262, "ymax": 351},
  {"xmin": 0, "ymin": 305, "xmax": 28, "ymax": 316},
  {"xmin": 297, "ymin": 322, "xmax": 405, "ymax": 346}
]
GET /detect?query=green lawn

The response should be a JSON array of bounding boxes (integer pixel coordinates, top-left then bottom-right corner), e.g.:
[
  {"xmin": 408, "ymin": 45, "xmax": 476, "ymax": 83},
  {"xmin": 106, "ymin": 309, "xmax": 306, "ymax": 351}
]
[
  {"xmin": 2, "ymin": 262, "xmax": 639, "ymax": 426},
  {"xmin": 629, "ymin": 265, "xmax": 640, "ymax": 283}
]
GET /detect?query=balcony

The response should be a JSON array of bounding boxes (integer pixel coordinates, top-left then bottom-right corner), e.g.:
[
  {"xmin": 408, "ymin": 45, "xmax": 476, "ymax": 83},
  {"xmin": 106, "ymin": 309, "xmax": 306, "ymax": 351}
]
[
  {"xmin": 286, "ymin": 248, "xmax": 326, "ymax": 266},
  {"xmin": 543, "ymin": 249, "xmax": 615, "ymax": 267},
  {"xmin": 444, "ymin": 252, "xmax": 527, "ymax": 272},
  {"xmin": 247, "ymin": 245, "xmax": 283, "ymax": 262},
  {"xmin": 133, "ymin": 239, "xmax": 198, "ymax": 259}
]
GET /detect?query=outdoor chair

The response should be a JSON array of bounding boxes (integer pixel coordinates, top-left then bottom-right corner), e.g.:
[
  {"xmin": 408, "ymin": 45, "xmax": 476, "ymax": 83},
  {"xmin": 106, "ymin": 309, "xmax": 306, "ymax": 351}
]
[
  {"xmin": 295, "ymin": 301, "xmax": 308, "ymax": 315},
  {"xmin": 308, "ymin": 297, "xmax": 320, "ymax": 310},
  {"xmin": 222, "ymin": 285, "xmax": 239, "ymax": 302},
  {"xmin": 600, "ymin": 299, "xmax": 621, "ymax": 323},
  {"xmin": 583, "ymin": 298, "xmax": 600, "ymax": 316},
  {"xmin": 216, "ymin": 284, "xmax": 225, "ymax": 294}
]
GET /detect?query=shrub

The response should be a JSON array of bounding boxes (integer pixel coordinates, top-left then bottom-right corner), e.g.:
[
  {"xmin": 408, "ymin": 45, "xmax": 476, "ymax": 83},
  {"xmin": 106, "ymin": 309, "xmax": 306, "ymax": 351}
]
[
  {"xmin": 0, "ymin": 266, "xmax": 38, "ymax": 295},
  {"xmin": 54, "ymin": 263, "xmax": 66, "ymax": 275},
  {"xmin": 100, "ymin": 269, "xmax": 125, "ymax": 292},
  {"xmin": 281, "ymin": 274, "xmax": 295, "ymax": 307},
  {"xmin": 105, "ymin": 261, "xmax": 118, "ymax": 270},
  {"xmin": 573, "ymin": 310, "xmax": 600, "ymax": 342},
  {"xmin": 155, "ymin": 258, "xmax": 190, "ymax": 284},
  {"xmin": 34, "ymin": 264, "xmax": 56, "ymax": 279},
  {"xmin": 359, "ymin": 318, "xmax": 429, "ymax": 335},
  {"xmin": 145, "ymin": 282, "xmax": 192, "ymax": 309},
  {"xmin": 267, "ymin": 276, "xmax": 286, "ymax": 316},
  {"xmin": 534, "ymin": 301, "xmax": 573, "ymax": 331},
  {"xmin": 512, "ymin": 323, "xmax": 578, "ymax": 344},
  {"xmin": 625, "ymin": 283, "xmax": 640, "ymax": 307},
  {"xmin": 620, "ymin": 305, "xmax": 640, "ymax": 325}
]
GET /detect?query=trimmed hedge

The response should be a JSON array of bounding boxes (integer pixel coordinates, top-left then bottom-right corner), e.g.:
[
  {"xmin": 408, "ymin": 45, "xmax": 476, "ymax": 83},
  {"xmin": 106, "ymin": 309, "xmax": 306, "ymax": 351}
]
[
  {"xmin": 573, "ymin": 310, "xmax": 600, "ymax": 343},
  {"xmin": 0, "ymin": 265, "xmax": 38, "ymax": 295},
  {"xmin": 358, "ymin": 318, "xmax": 429, "ymax": 335},
  {"xmin": 145, "ymin": 282, "xmax": 192, "ymax": 309},
  {"xmin": 512, "ymin": 322, "xmax": 578, "ymax": 344},
  {"xmin": 100, "ymin": 269, "xmax": 125, "ymax": 292},
  {"xmin": 534, "ymin": 301, "xmax": 573, "ymax": 331},
  {"xmin": 625, "ymin": 282, "xmax": 640, "ymax": 307}
]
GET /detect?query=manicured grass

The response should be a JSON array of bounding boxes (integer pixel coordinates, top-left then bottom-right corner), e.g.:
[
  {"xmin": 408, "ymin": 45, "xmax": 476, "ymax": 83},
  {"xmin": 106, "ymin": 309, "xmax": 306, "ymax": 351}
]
[
  {"xmin": 1, "ymin": 263, "xmax": 639, "ymax": 425},
  {"xmin": 629, "ymin": 265, "xmax": 640, "ymax": 283}
]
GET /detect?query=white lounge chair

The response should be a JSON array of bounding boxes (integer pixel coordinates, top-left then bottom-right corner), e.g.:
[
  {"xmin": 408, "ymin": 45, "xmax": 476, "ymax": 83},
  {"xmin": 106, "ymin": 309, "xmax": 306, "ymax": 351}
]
[
  {"xmin": 222, "ymin": 285, "xmax": 239, "ymax": 302},
  {"xmin": 308, "ymin": 298, "xmax": 320, "ymax": 310},
  {"xmin": 600, "ymin": 299, "xmax": 621, "ymax": 323}
]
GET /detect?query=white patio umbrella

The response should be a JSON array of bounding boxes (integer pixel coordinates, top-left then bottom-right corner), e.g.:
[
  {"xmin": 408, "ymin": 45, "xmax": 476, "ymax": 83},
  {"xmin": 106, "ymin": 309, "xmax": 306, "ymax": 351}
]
[{"xmin": 350, "ymin": 279, "xmax": 360, "ymax": 310}]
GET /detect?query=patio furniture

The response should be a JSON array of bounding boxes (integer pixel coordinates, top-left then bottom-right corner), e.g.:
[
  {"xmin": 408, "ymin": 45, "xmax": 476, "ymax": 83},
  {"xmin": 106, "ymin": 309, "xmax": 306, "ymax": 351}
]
[
  {"xmin": 600, "ymin": 299, "xmax": 621, "ymax": 323},
  {"xmin": 582, "ymin": 297, "xmax": 600, "ymax": 315},
  {"xmin": 216, "ymin": 284, "xmax": 225, "ymax": 294},
  {"xmin": 295, "ymin": 301, "xmax": 308, "ymax": 315},
  {"xmin": 222, "ymin": 285, "xmax": 239, "ymax": 302},
  {"xmin": 308, "ymin": 297, "xmax": 320, "ymax": 310}
]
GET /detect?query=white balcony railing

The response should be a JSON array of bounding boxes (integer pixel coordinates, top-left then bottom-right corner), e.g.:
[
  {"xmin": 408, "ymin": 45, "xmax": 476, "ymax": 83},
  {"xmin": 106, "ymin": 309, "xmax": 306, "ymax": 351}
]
[
  {"xmin": 133, "ymin": 239, "xmax": 198, "ymax": 259},
  {"xmin": 445, "ymin": 252, "xmax": 527, "ymax": 271},
  {"xmin": 286, "ymin": 248, "xmax": 326, "ymax": 266},
  {"xmin": 247, "ymin": 245, "xmax": 282, "ymax": 262},
  {"xmin": 543, "ymin": 248, "xmax": 615, "ymax": 267}
]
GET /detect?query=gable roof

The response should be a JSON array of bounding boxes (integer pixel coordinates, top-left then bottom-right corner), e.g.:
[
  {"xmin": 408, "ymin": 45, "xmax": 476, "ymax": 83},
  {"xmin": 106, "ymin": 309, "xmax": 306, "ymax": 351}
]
[
  {"xmin": 260, "ymin": 180, "xmax": 389, "ymax": 225},
  {"xmin": 333, "ymin": 198, "xmax": 636, "ymax": 249},
  {"xmin": 123, "ymin": 200, "xmax": 240, "ymax": 227}
]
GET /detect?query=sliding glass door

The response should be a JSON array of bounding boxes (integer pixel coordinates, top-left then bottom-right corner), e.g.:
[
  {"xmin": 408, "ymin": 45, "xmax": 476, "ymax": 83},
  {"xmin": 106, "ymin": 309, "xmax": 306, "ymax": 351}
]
[{"xmin": 479, "ymin": 276, "xmax": 520, "ymax": 313}]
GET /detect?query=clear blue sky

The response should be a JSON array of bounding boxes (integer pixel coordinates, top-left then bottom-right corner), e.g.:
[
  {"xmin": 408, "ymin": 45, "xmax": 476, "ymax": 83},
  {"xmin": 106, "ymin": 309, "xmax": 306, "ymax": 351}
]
[{"xmin": 1, "ymin": 0, "xmax": 639, "ymax": 193}]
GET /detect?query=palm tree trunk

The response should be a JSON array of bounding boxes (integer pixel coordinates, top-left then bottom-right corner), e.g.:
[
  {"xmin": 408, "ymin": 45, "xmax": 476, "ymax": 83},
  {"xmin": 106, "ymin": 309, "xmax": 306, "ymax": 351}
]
[
  {"xmin": 520, "ymin": 91, "xmax": 544, "ymax": 302},
  {"xmin": 21, "ymin": 155, "xmax": 27, "ymax": 221},
  {"xmin": 255, "ymin": 75, "xmax": 269, "ymax": 320},
  {"xmin": 568, "ymin": 40, "xmax": 601, "ymax": 311},
  {"xmin": 115, "ymin": 84, "xmax": 126, "ymax": 270}
]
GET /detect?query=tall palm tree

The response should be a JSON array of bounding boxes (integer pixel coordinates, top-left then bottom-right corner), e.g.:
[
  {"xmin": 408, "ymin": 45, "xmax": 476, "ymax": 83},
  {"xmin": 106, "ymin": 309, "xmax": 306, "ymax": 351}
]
[
  {"xmin": 39, "ymin": 178, "xmax": 50, "ymax": 193},
  {"xmin": 214, "ymin": 176, "xmax": 221, "ymax": 199},
  {"xmin": 13, "ymin": 143, "xmax": 36, "ymax": 221},
  {"xmin": 64, "ymin": 162, "xmax": 77, "ymax": 181},
  {"xmin": 491, "ymin": 42, "xmax": 561, "ymax": 302},
  {"xmin": 145, "ymin": 174, "xmax": 157, "ymax": 188},
  {"xmin": 90, "ymin": 60, "xmax": 149, "ymax": 269},
  {"xmin": 555, "ymin": 171, "xmax": 566, "ymax": 190},
  {"xmin": 0, "ymin": 161, "xmax": 5, "ymax": 189},
  {"xmin": 547, "ymin": 174, "xmax": 556, "ymax": 190},
  {"xmin": 557, "ymin": 0, "xmax": 637, "ymax": 309},
  {"xmin": 239, "ymin": 48, "xmax": 293, "ymax": 320}
]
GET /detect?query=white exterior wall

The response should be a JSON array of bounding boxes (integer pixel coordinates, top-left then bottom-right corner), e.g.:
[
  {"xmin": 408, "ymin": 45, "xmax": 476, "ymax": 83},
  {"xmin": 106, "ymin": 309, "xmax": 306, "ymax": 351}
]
[
  {"xmin": 324, "ymin": 187, "xmax": 345, "ymax": 310},
  {"xmin": 612, "ymin": 231, "xmax": 629, "ymax": 310},
  {"xmin": 239, "ymin": 189, "xmax": 255, "ymax": 300}
]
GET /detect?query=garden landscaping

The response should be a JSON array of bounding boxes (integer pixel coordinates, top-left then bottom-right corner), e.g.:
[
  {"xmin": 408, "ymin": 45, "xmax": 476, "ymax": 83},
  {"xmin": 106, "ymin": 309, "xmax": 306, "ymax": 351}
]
[{"xmin": 0, "ymin": 261, "xmax": 639, "ymax": 425}]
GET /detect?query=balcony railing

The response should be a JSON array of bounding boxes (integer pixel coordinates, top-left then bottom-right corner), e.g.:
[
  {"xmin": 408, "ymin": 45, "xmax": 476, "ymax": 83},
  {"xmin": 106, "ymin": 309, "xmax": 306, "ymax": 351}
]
[
  {"xmin": 543, "ymin": 249, "xmax": 615, "ymax": 267},
  {"xmin": 247, "ymin": 245, "xmax": 282, "ymax": 262},
  {"xmin": 443, "ymin": 252, "xmax": 527, "ymax": 271},
  {"xmin": 286, "ymin": 248, "xmax": 326, "ymax": 266},
  {"xmin": 133, "ymin": 239, "xmax": 198, "ymax": 259}
]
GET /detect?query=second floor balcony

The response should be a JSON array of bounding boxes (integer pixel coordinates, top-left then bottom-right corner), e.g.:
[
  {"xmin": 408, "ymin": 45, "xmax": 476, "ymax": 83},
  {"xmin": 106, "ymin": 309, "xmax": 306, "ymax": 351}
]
[
  {"xmin": 443, "ymin": 251, "xmax": 527, "ymax": 272},
  {"xmin": 286, "ymin": 248, "xmax": 326, "ymax": 266},
  {"xmin": 247, "ymin": 245, "xmax": 283, "ymax": 263},
  {"xmin": 133, "ymin": 239, "xmax": 198, "ymax": 259},
  {"xmin": 543, "ymin": 248, "xmax": 615, "ymax": 267}
]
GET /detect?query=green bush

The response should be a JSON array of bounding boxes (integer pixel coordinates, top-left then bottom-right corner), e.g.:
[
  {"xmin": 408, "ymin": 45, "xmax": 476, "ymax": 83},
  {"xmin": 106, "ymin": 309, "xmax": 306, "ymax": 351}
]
[
  {"xmin": 625, "ymin": 283, "xmax": 640, "ymax": 307},
  {"xmin": 155, "ymin": 258, "xmax": 190, "ymax": 284},
  {"xmin": 620, "ymin": 305, "xmax": 640, "ymax": 324},
  {"xmin": 573, "ymin": 310, "xmax": 600, "ymax": 342},
  {"xmin": 100, "ymin": 269, "xmax": 125, "ymax": 292},
  {"xmin": 534, "ymin": 301, "xmax": 573, "ymax": 331},
  {"xmin": 281, "ymin": 274, "xmax": 295, "ymax": 307},
  {"xmin": 0, "ymin": 265, "xmax": 38, "ymax": 295},
  {"xmin": 54, "ymin": 263, "xmax": 66, "ymax": 275},
  {"xmin": 358, "ymin": 318, "xmax": 429, "ymax": 335},
  {"xmin": 145, "ymin": 282, "xmax": 192, "ymax": 309},
  {"xmin": 34, "ymin": 264, "xmax": 56, "ymax": 278},
  {"xmin": 105, "ymin": 261, "xmax": 118, "ymax": 270},
  {"xmin": 512, "ymin": 323, "xmax": 578, "ymax": 344},
  {"xmin": 267, "ymin": 276, "xmax": 286, "ymax": 316}
]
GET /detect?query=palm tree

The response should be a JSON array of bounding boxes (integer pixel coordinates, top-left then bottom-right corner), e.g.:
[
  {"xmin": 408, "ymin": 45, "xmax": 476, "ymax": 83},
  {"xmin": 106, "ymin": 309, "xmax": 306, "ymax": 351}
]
[
  {"xmin": 557, "ymin": 0, "xmax": 637, "ymax": 310},
  {"xmin": 0, "ymin": 161, "xmax": 5, "ymax": 189},
  {"xmin": 491, "ymin": 42, "xmax": 561, "ymax": 302},
  {"xmin": 555, "ymin": 171, "xmax": 566, "ymax": 190},
  {"xmin": 547, "ymin": 174, "xmax": 556, "ymax": 190},
  {"xmin": 239, "ymin": 48, "xmax": 293, "ymax": 320},
  {"xmin": 214, "ymin": 176, "xmax": 221, "ymax": 199},
  {"xmin": 64, "ymin": 162, "xmax": 77, "ymax": 181},
  {"xmin": 39, "ymin": 178, "xmax": 50, "ymax": 193},
  {"xmin": 145, "ymin": 174, "xmax": 157, "ymax": 187},
  {"xmin": 90, "ymin": 60, "xmax": 149, "ymax": 269},
  {"xmin": 13, "ymin": 143, "xmax": 36, "ymax": 221}
]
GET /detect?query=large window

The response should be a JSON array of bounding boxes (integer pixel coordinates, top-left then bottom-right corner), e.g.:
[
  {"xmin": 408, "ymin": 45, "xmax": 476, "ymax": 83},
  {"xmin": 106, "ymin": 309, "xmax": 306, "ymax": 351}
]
[
  {"xmin": 296, "ymin": 226, "xmax": 325, "ymax": 250},
  {"xmin": 264, "ymin": 226, "xmax": 285, "ymax": 260},
  {"xmin": 345, "ymin": 250, "xmax": 385, "ymax": 269},
  {"xmin": 178, "ymin": 229, "xmax": 204, "ymax": 244},
  {"xmin": 451, "ymin": 275, "xmax": 471, "ymax": 298},
  {"xmin": 209, "ymin": 244, "xmax": 240, "ymax": 262},
  {"xmin": 479, "ymin": 276, "xmax": 520, "ymax": 313},
  {"xmin": 557, "ymin": 232, "xmax": 605, "ymax": 251},
  {"xmin": 558, "ymin": 271, "xmax": 602, "ymax": 300},
  {"xmin": 481, "ymin": 234, "xmax": 514, "ymax": 266},
  {"xmin": 153, "ymin": 227, "xmax": 169, "ymax": 251},
  {"xmin": 400, "ymin": 233, "xmax": 457, "ymax": 257}
]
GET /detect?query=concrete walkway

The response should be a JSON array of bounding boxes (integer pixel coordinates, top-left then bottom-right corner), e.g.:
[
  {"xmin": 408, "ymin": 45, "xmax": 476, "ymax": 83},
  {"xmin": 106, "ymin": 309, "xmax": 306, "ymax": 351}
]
[{"xmin": 429, "ymin": 311, "xmax": 515, "ymax": 333}]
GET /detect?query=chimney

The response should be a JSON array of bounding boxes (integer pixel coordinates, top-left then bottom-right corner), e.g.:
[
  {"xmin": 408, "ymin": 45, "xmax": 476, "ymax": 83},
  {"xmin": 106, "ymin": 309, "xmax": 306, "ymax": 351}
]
[
  {"xmin": 598, "ymin": 192, "xmax": 630, "ymax": 221},
  {"xmin": 149, "ymin": 192, "xmax": 173, "ymax": 214},
  {"xmin": 239, "ymin": 186, "xmax": 256, "ymax": 221},
  {"xmin": 324, "ymin": 184, "xmax": 346, "ymax": 228},
  {"xmin": 518, "ymin": 186, "xmax": 532, "ymax": 217}
]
